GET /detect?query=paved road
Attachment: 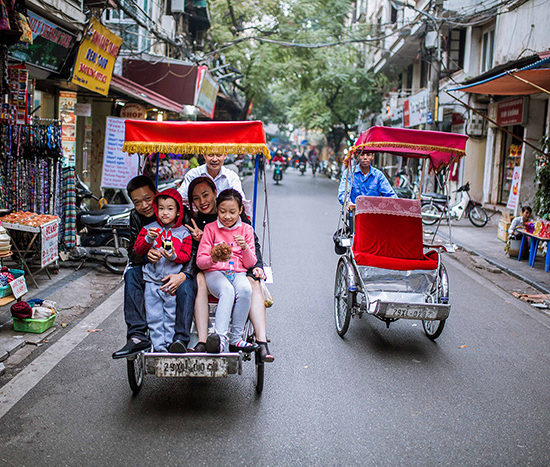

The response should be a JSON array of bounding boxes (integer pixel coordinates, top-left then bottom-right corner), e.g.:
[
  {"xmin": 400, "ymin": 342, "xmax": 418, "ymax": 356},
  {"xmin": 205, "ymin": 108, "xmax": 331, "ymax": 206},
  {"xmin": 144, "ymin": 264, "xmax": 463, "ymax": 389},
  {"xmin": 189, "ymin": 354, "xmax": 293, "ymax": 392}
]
[{"xmin": 1, "ymin": 168, "xmax": 550, "ymax": 465}]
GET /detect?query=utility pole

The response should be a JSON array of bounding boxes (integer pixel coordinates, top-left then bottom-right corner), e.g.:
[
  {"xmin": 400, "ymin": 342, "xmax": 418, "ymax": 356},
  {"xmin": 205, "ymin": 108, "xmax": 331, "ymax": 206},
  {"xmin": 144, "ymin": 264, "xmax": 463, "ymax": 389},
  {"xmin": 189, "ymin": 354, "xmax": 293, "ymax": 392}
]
[{"xmin": 427, "ymin": 0, "xmax": 443, "ymax": 131}]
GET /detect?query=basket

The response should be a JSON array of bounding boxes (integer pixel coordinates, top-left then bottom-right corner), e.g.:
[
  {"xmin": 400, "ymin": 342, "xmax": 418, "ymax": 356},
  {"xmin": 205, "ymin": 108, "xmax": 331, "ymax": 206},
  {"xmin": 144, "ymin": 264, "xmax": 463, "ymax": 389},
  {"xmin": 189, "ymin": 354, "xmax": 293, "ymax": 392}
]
[
  {"xmin": 12, "ymin": 314, "xmax": 56, "ymax": 334},
  {"xmin": 0, "ymin": 269, "xmax": 24, "ymax": 298}
]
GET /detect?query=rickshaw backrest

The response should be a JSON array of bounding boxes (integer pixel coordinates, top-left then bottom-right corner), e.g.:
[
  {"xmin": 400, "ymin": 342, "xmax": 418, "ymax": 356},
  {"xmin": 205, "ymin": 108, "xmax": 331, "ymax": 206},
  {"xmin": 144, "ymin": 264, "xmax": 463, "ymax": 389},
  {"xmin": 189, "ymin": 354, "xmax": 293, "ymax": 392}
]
[{"xmin": 353, "ymin": 196, "xmax": 424, "ymax": 261}]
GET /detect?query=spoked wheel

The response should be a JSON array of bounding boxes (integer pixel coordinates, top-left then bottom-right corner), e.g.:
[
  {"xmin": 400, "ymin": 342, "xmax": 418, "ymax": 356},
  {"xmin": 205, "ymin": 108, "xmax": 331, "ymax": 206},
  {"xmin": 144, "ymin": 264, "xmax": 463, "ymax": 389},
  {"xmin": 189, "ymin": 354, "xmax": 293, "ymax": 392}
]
[
  {"xmin": 254, "ymin": 350, "xmax": 264, "ymax": 394},
  {"xmin": 468, "ymin": 206, "xmax": 488, "ymax": 227},
  {"xmin": 127, "ymin": 353, "xmax": 144, "ymax": 395},
  {"xmin": 422, "ymin": 264, "xmax": 449, "ymax": 340},
  {"xmin": 334, "ymin": 259, "xmax": 353, "ymax": 337},
  {"xmin": 421, "ymin": 203, "xmax": 442, "ymax": 226}
]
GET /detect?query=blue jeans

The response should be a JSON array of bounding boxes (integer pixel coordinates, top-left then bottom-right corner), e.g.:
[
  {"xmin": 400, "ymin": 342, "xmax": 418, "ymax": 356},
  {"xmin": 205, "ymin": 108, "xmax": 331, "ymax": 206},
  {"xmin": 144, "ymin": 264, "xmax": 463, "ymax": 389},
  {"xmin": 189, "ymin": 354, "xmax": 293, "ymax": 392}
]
[{"xmin": 124, "ymin": 265, "xmax": 197, "ymax": 345}]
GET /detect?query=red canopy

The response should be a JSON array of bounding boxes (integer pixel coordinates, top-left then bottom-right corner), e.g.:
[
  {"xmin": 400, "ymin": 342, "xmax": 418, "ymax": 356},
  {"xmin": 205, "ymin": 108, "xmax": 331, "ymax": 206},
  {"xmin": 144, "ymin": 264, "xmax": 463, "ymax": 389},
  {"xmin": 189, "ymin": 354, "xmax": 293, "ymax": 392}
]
[
  {"xmin": 347, "ymin": 126, "xmax": 468, "ymax": 170},
  {"xmin": 122, "ymin": 120, "xmax": 270, "ymax": 158}
]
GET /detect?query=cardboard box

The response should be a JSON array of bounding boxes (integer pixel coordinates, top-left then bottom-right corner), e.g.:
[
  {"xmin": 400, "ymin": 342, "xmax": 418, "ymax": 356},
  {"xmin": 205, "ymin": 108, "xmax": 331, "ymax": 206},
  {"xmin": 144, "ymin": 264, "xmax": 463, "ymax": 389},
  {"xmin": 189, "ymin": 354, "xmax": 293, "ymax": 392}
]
[
  {"xmin": 501, "ymin": 212, "xmax": 513, "ymax": 223},
  {"xmin": 497, "ymin": 220, "xmax": 510, "ymax": 242}
]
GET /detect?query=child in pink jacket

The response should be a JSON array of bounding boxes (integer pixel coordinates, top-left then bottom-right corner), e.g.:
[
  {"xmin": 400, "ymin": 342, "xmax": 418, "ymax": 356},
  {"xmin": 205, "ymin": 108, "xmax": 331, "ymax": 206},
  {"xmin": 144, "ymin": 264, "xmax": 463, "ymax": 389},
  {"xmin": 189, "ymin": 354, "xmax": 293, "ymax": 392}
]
[{"xmin": 196, "ymin": 189, "xmax": 258, "ymax": 354}]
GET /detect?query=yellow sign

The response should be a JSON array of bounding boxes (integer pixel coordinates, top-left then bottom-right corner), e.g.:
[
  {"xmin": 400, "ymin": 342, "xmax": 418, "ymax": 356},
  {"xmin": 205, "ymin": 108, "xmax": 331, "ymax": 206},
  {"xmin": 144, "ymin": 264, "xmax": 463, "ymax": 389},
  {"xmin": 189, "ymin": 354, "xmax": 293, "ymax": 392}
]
[{"xmin": 71, "ymin": 18, "xmax": 122, "ymax": 96}]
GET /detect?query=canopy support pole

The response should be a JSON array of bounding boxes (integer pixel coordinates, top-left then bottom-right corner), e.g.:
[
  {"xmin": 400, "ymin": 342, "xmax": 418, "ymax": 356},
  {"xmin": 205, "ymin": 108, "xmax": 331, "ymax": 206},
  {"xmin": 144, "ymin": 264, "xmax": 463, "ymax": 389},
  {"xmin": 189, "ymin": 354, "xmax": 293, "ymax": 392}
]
[
  {"xmin": 507, "ymin": 71, "xmax": 550, "ymax": 96},
  {"xmin": 155, "ymin": 153, "xmax": 160, "ymax": 189},
  {"xmin": 252, "ymin": 154, "xmax": 260, "ymax": 229},
  {"xmin": 444, "ymin": 91, "xmax": 548, "ymax": 157}
]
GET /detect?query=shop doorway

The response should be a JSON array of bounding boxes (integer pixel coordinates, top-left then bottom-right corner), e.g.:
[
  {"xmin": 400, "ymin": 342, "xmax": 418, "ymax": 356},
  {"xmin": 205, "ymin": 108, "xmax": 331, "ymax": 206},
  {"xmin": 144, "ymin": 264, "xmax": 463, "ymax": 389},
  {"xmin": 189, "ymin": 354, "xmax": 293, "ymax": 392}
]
[{"xmin": 498, "ymin": 125, "xmax": 524, "ymax": 204}]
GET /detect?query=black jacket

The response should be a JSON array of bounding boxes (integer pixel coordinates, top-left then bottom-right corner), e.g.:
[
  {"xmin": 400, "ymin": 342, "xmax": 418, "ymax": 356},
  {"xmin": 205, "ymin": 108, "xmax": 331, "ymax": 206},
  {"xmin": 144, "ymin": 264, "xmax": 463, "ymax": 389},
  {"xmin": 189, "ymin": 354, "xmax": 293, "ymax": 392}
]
[
  {"xmin": 187, "ymin": 211, "xmax": 264, "ymax": 278},
  {"xmin": 128, "ymin": 206, "xmax": 195, "ymax": 277}
]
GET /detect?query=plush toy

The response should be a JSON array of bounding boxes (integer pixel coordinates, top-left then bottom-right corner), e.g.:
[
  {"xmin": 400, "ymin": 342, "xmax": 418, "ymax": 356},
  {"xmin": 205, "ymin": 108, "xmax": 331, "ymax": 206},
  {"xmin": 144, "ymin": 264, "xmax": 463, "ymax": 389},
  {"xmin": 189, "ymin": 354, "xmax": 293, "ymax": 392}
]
[{"xmin": 210, "ymin": 243, "xmax": 232, "ymax": 263}]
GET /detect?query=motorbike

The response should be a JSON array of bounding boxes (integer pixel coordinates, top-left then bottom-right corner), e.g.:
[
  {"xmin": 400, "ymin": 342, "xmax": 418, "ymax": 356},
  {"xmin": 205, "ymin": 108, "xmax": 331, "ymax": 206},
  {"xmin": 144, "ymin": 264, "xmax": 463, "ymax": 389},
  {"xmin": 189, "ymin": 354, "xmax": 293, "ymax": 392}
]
[
  {"xmin": 299, "ymin": 161, "xmax": 307, "ymax": 175},
  {"xmin": 311, "ymin": 160, "xmax": 318, "ymax": 176},
  {"xmin": 273, "ymin": 161, "xmax": 283, "ymax": 185},
  {"xmin": 72, "ymin": 176, "xmax": 132, "ymax": 273},
  {"xmin": 421, "ymin": 182, "xmax": 489, "ymax": 227}
]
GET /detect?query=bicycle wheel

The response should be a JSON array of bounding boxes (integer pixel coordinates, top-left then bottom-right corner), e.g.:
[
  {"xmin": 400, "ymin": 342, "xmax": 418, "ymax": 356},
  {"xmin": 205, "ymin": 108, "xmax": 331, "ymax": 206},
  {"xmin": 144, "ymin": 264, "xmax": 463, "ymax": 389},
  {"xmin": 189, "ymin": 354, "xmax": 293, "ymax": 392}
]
[
  {"xmin": 127, "ymin": 354, "xmax": 144, "ymax": 395},
  {"xmin": 421, "ymin": 203, "xmax": 442, "ymax": 226},
  {"xmin": 254, "ymin": 350, "xmax": 264, "ymax": 394},
  {"xmin": 469, "ymin": 206, "xmax": 488, "ymax": 227},
  {"xmin": 422, "ymin": 264, "xmax": 449, "ymax": 340},
  {"xmin": 334, "ymin": 259, "xmax": 353, "ymax": 337}
]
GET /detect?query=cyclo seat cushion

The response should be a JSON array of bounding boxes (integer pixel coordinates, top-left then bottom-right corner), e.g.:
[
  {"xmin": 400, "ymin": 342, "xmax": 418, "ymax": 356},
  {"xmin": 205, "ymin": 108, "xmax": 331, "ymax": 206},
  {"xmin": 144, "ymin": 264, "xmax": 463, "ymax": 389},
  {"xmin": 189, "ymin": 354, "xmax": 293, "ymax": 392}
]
[{"xmin": 352, "ymin": 196, "xmax": 438, "ymax": 270}]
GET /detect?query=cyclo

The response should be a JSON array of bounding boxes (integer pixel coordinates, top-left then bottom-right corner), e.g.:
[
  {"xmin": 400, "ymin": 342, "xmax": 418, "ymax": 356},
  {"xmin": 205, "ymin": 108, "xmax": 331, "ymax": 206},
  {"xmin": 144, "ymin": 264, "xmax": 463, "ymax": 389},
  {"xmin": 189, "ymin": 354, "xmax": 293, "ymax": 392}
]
[
  {"xmin": 120, "ymin": 120, "xmax": 273, "ymax": 395},
  {"xmin": 333, "ymin": 126, "xmax": 468, "ymax": 339}
]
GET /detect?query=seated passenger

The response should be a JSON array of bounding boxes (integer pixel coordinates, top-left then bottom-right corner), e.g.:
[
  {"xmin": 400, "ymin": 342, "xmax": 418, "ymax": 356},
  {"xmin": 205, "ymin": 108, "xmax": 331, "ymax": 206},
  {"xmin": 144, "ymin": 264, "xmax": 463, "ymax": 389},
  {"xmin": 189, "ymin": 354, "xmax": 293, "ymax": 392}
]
[
  {"xmin": 186, "ymin": 177, "xmax": 273, "ymax": 361},
  {"xmin": 133, "ymin": 189, "xmax": 192, "ymax": 352},
  {"xmin": 196, "ymin": 189, "xmax": 258, "ymax": 354}
]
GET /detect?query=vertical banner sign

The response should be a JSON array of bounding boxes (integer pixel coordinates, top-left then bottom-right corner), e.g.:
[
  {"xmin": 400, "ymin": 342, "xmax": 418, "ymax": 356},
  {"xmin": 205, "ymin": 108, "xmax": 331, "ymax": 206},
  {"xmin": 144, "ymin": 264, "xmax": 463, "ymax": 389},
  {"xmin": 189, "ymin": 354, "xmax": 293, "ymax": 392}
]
[
  {"xmin": 59, "ymin": 91, "xmax": 77, "ymax": 167},
  {"xmin": 101, "ymin": 117, "xmax": 139, "ymax": 189},
  {"xmin": 41, "ymin": 221, "xmax": 59, "ymax": 268},
  {"xmin": 194, "ymin": 66, "xmax": 219, "ymax": 119},
  {"xmin": 8, "ymin": 65, "xmax": 28, "ymax": 124},
  {"xmin": 71, "ymin": 18, "xmax": 122, "ymax": 96},
  {"xmin": 506, "ymin": 167, "xmax": 521, "ymax": 210}
]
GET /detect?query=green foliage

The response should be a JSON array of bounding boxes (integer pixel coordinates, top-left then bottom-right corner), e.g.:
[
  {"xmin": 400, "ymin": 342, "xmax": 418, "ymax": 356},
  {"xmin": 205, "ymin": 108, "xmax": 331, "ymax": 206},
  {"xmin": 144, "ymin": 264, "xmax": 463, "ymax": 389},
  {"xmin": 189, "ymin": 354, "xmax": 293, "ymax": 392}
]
[
  {"xmin": 206, "ymin": 0, "xmax": 386, "ymax": 149},
  {"xmin": 533, "ymin": 136, "xmax": 550, "ymax": 217}
]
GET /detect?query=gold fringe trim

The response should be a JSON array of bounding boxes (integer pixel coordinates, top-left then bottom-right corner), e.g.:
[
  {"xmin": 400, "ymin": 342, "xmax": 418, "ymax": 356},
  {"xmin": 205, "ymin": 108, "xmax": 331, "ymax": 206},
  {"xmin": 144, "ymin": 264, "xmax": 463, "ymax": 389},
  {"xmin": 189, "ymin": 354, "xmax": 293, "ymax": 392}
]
[{"xmin": 122, "ymin": 142, "xmax": 271, "ymax": 159}]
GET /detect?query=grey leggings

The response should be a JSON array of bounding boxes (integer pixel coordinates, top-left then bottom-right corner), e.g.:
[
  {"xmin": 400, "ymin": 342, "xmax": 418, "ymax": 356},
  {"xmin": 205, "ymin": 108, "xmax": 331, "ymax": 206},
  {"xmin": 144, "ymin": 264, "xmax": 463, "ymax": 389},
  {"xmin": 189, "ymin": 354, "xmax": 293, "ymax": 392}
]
[{"xmin": 204, "ymin": 271, "xmax": 252, "ymax": 352}]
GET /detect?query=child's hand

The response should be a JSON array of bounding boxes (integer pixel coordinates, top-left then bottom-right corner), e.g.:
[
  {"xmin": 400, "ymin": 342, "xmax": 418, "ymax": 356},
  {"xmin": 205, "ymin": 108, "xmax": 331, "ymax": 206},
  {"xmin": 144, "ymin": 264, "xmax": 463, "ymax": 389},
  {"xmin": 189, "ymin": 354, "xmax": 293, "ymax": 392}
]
[
  {"xmin": 233, "ymin": 235, "xmax": 247, "ymax": 250},
  {"xmin": 160, "ymin": 248, "xmax": 173, "ymax": 259},
  {"xmin": 147, "ymin": 227, "xmax": 160, "ymax": 239}
]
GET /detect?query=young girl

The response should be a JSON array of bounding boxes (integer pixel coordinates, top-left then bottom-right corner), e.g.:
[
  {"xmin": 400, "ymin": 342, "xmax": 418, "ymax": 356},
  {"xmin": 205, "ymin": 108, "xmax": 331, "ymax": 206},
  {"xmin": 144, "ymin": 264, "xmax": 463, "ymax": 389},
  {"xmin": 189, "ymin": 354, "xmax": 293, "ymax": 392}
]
[{"xmin": 196, "ymin": 189, "xmax": 258, "ymax": 354}]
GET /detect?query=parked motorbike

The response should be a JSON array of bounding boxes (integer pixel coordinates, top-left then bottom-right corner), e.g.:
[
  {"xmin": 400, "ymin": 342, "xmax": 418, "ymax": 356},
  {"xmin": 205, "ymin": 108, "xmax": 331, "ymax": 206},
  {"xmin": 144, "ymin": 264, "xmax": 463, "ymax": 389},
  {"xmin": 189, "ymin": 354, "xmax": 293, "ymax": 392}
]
[
  {"xmin": 273, "ymin": 161, "xmax": 283, "ymax": 185},
  {"xmin": 73, "ymin": 176, "xmax": 132, "ymax": 273},
  {"xmin": 421, "ymin": 182, "xmax": 489, "ymax": 227}
]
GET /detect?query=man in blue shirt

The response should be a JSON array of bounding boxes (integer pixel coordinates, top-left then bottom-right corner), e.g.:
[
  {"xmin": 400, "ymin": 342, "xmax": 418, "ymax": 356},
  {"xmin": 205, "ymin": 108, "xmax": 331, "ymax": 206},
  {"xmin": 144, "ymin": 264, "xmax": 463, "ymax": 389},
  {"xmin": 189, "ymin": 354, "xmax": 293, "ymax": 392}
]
[{"xmin": 337, "ymin": 152, "xmax": 396, "ymax": 210}]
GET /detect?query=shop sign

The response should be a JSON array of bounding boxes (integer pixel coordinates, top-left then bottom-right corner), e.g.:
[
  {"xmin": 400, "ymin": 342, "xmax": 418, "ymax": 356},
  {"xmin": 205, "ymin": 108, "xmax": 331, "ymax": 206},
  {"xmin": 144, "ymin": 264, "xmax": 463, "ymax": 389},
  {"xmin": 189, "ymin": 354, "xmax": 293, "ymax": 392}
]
[
  {"xmin": 403, "ymin": 100, "xmax": 410, "ymax": 127},
  {"xmin": 9, "ymin": 11, "xmax": 76, "ymax": 74},
  {"xmin": 101, "ymin": 117, "xmax": 139, "ymax": 190},
  {"xmin": 8, "ymin": 65, "xmax": 27, "ymax": 124},
  {"xmin": 194, "ymin": 66, "xmax": 218, "ymax": 119},
  {"xmin": 120, "ymin": 103, "xmax": 146, "ymax": 119},
  {"xmin": 506, "ymin": 166, "xmax": 521, "ymax": 210},
  {"xmin": 74, "ymin": 103, "xmax": 92, "ymax": 117},
  {"xmin": 41, "ymin": 221, "xmax": 59, "ymax": 268},
  {"xmin": 59, "ymin": 91, "xmax": 77, "ymax": 168},
  {"xmin": 71, "ymin": 18, "xmax": 122, "ymax": 96},
  {"xmin": 497, "ymin": 97, "xmax": 527, "ymax": 126},
  {"xmin": 405, "ymin": 89, "xmax": 429, "ymax": 127},
  {"xmin": 9, "ymin": 275, "xmax": 27, "ymax": 299}
]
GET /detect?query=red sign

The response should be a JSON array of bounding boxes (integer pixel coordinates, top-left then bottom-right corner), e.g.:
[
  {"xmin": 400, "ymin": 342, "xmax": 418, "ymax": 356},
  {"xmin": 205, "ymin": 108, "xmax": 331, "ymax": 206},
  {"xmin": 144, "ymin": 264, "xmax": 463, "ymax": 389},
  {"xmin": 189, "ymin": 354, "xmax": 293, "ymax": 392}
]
[
  {"xmin": 403, "ymin": 100, "xmax": 410, "ymax": 127},
  {"xmin": 497, "ymin": 97, "xmax": 525, "ymax": 126}
]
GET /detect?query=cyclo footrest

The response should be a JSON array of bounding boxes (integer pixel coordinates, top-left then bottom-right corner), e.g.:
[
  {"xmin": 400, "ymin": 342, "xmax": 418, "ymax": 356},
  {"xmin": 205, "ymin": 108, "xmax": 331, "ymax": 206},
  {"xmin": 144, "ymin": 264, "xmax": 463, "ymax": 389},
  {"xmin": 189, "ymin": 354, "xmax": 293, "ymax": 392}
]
[
  {"xmin": 144, "ymin": 352, "xmax": 243, "ymax": 378},
  {"xmin": 371, "ymin": 301, "xmax": 450, "ymax": 321}
]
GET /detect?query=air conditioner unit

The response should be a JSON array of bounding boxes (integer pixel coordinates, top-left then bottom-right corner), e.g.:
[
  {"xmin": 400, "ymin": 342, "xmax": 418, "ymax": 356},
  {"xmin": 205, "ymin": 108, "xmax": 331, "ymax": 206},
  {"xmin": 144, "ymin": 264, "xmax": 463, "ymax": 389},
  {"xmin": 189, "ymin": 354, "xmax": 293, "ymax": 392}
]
[
  {"xmin": 171, "ymin": 0, "xmax": 184, "ymax": 13},
  {"xmin": 466, "ymin": 111, "xmax": 487, "ymax": 137},
  {"xmin": 161, "ymin": 15, "xmax": 176, "ymax": 40}
]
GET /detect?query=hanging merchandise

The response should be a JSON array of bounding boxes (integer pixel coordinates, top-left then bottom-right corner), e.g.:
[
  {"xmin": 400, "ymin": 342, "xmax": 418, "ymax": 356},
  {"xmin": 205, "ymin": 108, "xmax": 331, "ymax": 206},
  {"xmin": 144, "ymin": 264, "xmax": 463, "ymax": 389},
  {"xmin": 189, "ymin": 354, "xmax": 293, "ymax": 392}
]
[
  {"xmin": 0, "ymin": 122, "xmax": 63, "ymax": 214},
  {"xmin": 61, "ymin": 167, "xmax": 76, "ymax": 248}
]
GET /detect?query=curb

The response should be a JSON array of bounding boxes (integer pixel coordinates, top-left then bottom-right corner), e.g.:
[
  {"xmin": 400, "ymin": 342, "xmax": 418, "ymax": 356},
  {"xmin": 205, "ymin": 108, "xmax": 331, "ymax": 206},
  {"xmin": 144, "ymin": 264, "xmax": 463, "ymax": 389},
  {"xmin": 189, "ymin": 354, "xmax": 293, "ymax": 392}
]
[{"xmin": 433, "ymin": 230, "xmax": 550, "ymax": 295}]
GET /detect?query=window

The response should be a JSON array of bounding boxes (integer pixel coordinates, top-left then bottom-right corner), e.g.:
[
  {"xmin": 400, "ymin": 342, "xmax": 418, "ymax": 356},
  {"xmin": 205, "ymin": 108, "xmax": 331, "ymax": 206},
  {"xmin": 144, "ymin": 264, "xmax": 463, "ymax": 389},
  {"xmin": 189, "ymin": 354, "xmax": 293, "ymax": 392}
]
[
  {"xmin": 104, "ymin": 0, "xmax": 154, "ymax": 53},
  {"xmin": 420, "ymin": 60, "xmax": 429, "ymax": 89},
  {"xmin": 446, "ymin": 28, "xmax": 465, "ymax": 73},
  {"xmin": 390, "ymin": 6, "xmax": 398, "ymax": 24},
  {"xmin": 481, "ymin": 28, "xmax": 495, "ymax": 73},
  {"xmin": 406, "ymin": 64, "xmax": 413, "ymax": 90}
]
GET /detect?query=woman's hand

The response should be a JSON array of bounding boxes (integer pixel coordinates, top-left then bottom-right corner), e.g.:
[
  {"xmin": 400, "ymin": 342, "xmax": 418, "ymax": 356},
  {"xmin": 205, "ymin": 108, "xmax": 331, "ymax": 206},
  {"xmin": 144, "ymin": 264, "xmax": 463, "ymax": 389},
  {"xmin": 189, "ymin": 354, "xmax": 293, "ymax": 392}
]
[
  {"xmin": 185, "ymin": 218, "xmax": 203, "ymax": 242},
  {"xmin": 234, "ymin": 235, "xmax": 247, "ymax": 250},
  {"xmin": 147, "ymin": 249, "xmax": 162, "ymax": 263},
  {"xmin": 252, "ymin": 267, "xmax": 265, "ymax": 279},
  {"xmin": 160, "ymin": 272, "xmax": 186, "ymax": 296}
]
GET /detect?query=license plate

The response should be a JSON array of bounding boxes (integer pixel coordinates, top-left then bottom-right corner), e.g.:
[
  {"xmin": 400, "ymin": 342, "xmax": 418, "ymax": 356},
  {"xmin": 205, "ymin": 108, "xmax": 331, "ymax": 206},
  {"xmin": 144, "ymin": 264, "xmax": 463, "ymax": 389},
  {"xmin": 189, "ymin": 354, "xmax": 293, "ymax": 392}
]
[
  {"xmin": 155, "ymin": 357, "xmax": 229, "ymax": 377},
  {"xmin": 384, "ymin": 305, "xmax": 438, "ymax": 320}
]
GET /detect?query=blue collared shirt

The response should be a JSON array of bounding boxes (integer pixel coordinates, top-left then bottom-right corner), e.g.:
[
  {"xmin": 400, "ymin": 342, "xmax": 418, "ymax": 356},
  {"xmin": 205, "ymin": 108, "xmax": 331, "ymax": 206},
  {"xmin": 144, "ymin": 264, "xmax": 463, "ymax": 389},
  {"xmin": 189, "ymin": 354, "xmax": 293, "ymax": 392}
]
[{"xmin": 338, "ymin": 165, "xmax": 397, "ymax": 204}]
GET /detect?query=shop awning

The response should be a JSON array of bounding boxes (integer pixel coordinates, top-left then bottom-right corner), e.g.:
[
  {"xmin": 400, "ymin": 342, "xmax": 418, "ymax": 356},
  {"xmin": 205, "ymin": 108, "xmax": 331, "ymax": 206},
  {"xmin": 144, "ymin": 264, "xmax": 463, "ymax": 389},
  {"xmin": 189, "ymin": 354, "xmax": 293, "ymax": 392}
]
[
  {"xmin": 110, "ymin": 74, "xmax": 183, "ymax": 113},
  {"xmin": 449, "ymin": 56, "xmax": 550, "ymax": 95}
]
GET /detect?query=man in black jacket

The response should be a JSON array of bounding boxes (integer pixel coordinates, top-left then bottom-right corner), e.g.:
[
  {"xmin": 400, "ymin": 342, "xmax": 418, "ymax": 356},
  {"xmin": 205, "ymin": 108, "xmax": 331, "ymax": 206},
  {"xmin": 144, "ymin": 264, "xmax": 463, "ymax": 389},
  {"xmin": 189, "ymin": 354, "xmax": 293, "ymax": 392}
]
[{"xmin": 112, "ymin": 176, "xmax": 197, "ymax": 358}]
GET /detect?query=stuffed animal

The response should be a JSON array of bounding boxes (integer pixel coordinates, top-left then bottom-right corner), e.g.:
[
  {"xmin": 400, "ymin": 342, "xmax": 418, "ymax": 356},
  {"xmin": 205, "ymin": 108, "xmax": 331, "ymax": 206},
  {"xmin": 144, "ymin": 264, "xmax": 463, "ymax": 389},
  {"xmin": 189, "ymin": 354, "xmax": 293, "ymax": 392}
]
[{"xmin": 210, "ymin": 243, "xmax": 232, "ymax": 263}]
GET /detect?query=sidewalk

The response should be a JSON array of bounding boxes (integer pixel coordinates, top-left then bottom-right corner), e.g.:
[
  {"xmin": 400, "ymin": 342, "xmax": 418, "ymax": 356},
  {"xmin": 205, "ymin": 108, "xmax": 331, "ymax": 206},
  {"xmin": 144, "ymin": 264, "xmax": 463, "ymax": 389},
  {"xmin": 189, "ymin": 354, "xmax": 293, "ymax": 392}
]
[
  {"xmin": 0, "ymin": 262, "xmax": 122, "ymax": 379},
  {"xmin": 427, "ymin": 212, "xmax": 550, "ymax": 294}
]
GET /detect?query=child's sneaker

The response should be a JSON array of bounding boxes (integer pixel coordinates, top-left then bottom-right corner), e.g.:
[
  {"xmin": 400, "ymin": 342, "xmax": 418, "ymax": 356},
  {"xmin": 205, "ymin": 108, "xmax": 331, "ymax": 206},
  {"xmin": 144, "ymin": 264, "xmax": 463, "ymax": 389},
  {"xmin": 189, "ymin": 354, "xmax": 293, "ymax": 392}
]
[{"xmin": 229, "ymin": 339, "xmax": 259, "ymax": 353}]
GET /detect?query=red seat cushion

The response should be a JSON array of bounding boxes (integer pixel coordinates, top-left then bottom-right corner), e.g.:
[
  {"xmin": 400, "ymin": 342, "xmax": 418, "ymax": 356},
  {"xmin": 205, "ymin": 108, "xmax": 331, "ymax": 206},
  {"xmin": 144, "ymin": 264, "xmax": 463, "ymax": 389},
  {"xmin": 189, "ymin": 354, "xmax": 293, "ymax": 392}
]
[{"xmin": 352, "ymin": 196, "xmax": 438, "ymax": 270}]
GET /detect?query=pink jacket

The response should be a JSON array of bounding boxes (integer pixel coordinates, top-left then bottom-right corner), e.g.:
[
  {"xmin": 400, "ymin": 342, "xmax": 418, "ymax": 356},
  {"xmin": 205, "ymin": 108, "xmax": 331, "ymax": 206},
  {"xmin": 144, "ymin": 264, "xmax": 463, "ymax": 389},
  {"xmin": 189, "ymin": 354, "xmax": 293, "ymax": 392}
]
[{"xmin": 197, "ymin": 219, "xmax": 257, "ymax": 273}]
